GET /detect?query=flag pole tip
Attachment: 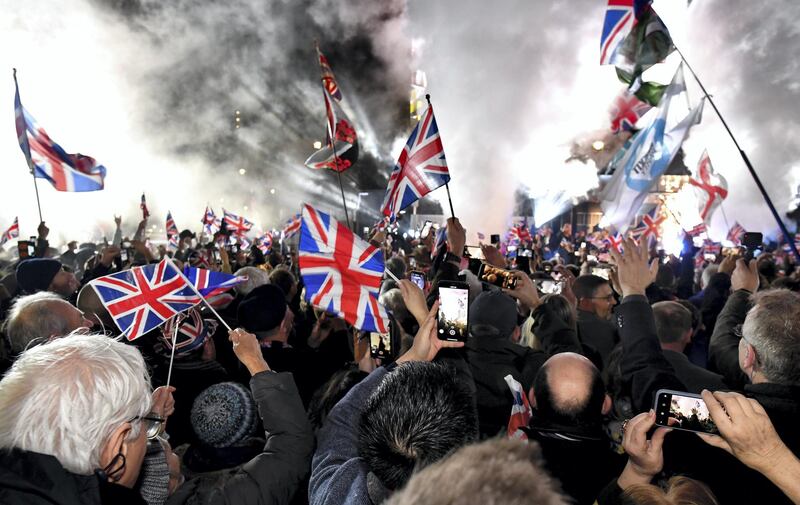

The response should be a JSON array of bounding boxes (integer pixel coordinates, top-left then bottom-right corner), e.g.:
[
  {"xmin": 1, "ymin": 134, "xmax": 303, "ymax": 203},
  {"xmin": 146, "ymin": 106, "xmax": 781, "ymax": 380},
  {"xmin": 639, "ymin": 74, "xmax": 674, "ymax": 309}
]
[{"xmin": 425, "ymin": 94, "xmax": 431, "ymax": 104}]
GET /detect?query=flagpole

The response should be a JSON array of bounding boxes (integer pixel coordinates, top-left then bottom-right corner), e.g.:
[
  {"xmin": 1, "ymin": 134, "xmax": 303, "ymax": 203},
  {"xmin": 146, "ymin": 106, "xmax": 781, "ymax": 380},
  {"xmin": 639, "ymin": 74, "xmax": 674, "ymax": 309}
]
[
  {"xmin": 163, "ymin": 256, "xmax": 233, "ymax": 332},
  {"xmin": 13, "ymin": 69, "xmax": 44, "ymax": 223},
  {"xmin": 165, "ymin": 316, "xmax": 181, "ymax": 389},
  {"xmin": 674, "ymin": 46, "xmax": 800, "ymax": 262},
  {"xmin": 425, "ymin": 94, "xmax": 456, "ymax": 219},
  {"xmin": 323, "ymin": 90, "xmax": 352, "ymax": 230}
]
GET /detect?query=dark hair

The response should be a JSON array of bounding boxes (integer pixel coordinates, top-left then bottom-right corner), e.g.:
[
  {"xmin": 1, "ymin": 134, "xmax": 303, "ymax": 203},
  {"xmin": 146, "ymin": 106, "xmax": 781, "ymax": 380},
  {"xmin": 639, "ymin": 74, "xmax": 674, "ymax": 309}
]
[
  {"xmin": 533, "ymin": 361, "xmax": 606, "ymax": 429},
  {"xmin": 269, "ymin": 267, "xmax": 296, "ymax": 298},
  {"xmin": 572, "ymin": 275, "xmax": 609, "ymax": 300},
  {"xmin": 358, "ymin": 362, "xmax": 477, "ymax": 490},
  {"xmin": 652, "ymin": 301, "xmax": 692, "ymax": 344},
  {"xmin": 308, "ymin": 365, "xmax": 368, "ymax": 431}
]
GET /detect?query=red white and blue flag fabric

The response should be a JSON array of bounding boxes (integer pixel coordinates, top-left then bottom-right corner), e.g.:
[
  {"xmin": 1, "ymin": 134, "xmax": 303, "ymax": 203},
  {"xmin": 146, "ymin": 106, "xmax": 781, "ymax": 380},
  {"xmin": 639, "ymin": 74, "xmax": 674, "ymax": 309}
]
[
  {"xmin": 685, "ymin": 222, "xmax": 707, "ymax": 237},
  {"xmin": 609, "ymin": 87, "xmax": 652, "ymax": 133},
  {"xmin": 223, "ymin": 209, "xmax": 253, "ymax": 236},
  {"xmin": 727, "ymin": 222, "xmax": 745, "ymax": 245},
  {"xmin": 689, "ymin": 150, "xmax": 728, "ymax": 224},
  {"xmin": 257, "ymin": 233, "xmax": 273, "ymax": 254},
  {"xmin": 282, "ymin": 214, "xmax": 302, "ymax": 239},
  {"xmin": 606, "ymin": 232, "xmax": 624, "ymax": 252},
  {"xmin": 298, "ymin": 203, "xmax": 389, "ymax": 333},
  {"xmin": 381, "ymin": 104, "xmax": 450, "ymax": 221},
  {"xmin": 202, "ymin": 206, "xmax": 221, "ymax": 234},
  {"xmin": 505, "ymin": 374, "xmax": 533, "ymax": 440},
  {"xmin": 14, "ymin": 73, "xmax": 106, "ymax": 192},
  {"xmin": 0, "ymin": 217, "xmax": 19, "ymax": 247},
  {"xmin": 431, "ymin": 225, "xmax": 448, "ymax": 260},
  {"xmin": 89, "ymin": 260, "xmax": 202, "ymax": 341},
  {"xmin": 183, "ymin": 266, "xmax": 246, "ymax": 300},
  {"xmin": 304, "ymin": 45, "xmax": 359, "ymax": 172},
  {"xmin": 140, "ymin": 194, "xmax": 150, "ymax": 220},
  {"xmin": 630, "ymin": 206, "xmax": 665, "ymax": 241},
  {"xmin": 166, "ymin": 212, "xmax": 179, "ymax": 250},
  {"xmin": 600, "ymin": 0, "xmax": 635, "ymax": 65}
]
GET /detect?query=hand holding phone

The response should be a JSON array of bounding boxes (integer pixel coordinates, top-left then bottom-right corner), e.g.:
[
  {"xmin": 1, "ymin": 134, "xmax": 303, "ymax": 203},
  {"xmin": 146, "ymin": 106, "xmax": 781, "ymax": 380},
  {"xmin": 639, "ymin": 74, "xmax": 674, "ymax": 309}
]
[
  {"xmin": 654, "ymin": 389, "xmax": 718, "ymax": 434},
  {"xmin": 369, "ymin": 330, "xmax": 393, "ymax": 360},
  {"xmin": 409, "ymin": 271, "xmax": 426, "ymax": 290},
  {"xmin": 478, "ymin": 263, "xmax": 518, "ymax": 289},
  {"xmin": 437, "ymin": 281, "xmax": 469, "ymax": 342}
]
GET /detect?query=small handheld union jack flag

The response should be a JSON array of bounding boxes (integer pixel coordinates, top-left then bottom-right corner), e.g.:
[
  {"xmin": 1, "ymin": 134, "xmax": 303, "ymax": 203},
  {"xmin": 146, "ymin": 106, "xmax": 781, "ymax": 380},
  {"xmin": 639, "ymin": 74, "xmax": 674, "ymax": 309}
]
[
  {"xmin": 299, "ymin": 203, "xmax": 389, "ymax": 333},
  {"xmin": 14, "ymin": 70, "xmax": 107, "ymax": 192},
  {"xmin": 381, "ymin": 103, "xmax": 450, "ymax": 221},
  {"xmin": 727, "ymin": 222, "xmax": 745, "ymax": 245},
  {"xmin": 256, "ymin": 233, "xmax": 273, "ymax": 254},
  {"xmin": 223, "ymin": 209, "xmax": 253, "ymax": 237},
  {"xmin": 685, "ymin": 222, "xmax": 707, "ymax": 237},
  {"xmin": 505, "ymin": 374, "xmax": 532, "ymax": 440},
  {"xmin": 202, "ymin": 206, "xmax": 220, "ymax": 234},
  {"xmin": 183, "ymin": 266, "xmax": 246, "ymax": 299},
  {"xmin": 166, "ymin": 212, "xmax": 179, "ymax": 250},
  {"xmin": 0, "ymin": 217, "xmax": 19, "ymax": 247},
  {"xmin": 89, "ymin": 260, "xmax": 202, "ymax": 341},
  {"xmin": 609, "ymin": 87, "xmax": 652, "ymax": 133},
  {"xmin": 282, "ymin": 214, "xmax": 302, "ymax": 240}
]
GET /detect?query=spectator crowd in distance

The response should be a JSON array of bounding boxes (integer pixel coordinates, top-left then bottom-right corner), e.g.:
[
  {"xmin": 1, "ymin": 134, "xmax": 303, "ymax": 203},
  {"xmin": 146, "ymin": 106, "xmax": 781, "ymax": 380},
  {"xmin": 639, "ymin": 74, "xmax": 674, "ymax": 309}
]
[{"xmin": 1, "ymin": 214, "xmax": 799, "ymax": 505}]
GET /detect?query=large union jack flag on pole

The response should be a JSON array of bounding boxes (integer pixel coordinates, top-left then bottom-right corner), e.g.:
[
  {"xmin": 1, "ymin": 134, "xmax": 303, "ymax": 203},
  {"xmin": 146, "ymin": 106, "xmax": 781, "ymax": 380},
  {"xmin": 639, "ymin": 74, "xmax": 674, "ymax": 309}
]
[
  {"xmin": 0, "ymin": 217, "xmax": 19, "ymax": 247},
  {"xmin": 298, "ymin": 203, "xmax": 389, "ymax": 333},
  {"xmin": 14, "ymin": 70, "xmax": 106, "ymax": 192},
  {"xmin": 89, "ymin": 260, "xmax": 202, "ymax": 341},
  {"xmin": 381, "ymin": 103, "xmax": 450, "ymax": 221},
  {"xmin": 600, "ymin": 0, "xmax": 635, "ymax": 65},
  {"xmin": 201, "ymin": 206, "xmax": 221, "ymax": 234}
]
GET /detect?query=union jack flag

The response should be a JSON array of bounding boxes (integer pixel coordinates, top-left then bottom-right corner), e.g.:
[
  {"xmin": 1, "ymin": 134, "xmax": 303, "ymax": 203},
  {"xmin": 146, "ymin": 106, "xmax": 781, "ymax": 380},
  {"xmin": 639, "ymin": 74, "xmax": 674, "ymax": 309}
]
[
  {"xmin": 237, "ymin": 235, "xmax": 252, "ymax": 251},
  {"xmin": 685, "ymin": 222, "xmax": 707, "ymax": 237},
  {"xmin": 304, "ymin": 45, "xmax": 358, "ymax": 172},
  {"xmin": 381, "ymin": 104, "xmax": 450, "ymax": 221},
  {"xmin": 89, "ymin": 260, "xmax": 202, "ymax": 341},
  {"xmin": 183, "ymin": 266, "xmax": 246, "ymax": 299},
  {"xmin": 256, "ymin": 233, "xmax": 273, "ymax": 254},
  {"xmin": 298, "ymin": 203, "xmax": 389, "ymax": 333},
  {"xmin": 606, "ymin": 232, "xmax": 624, "ymax": 252},
  {"xmin": 0, "ymin": 217, "xmax": 19, "ymax": 247},
  {"xmin": 202, "ymin": 206, "xmax": 221, "ymax": 234},
  {"xmin": 609, "ymin": 87, "xmax": 652, "ymax": 133},
  {"xmin": 727, "ymin": 222, "xmax": 745, "ymax": 245},
  {"xmin": 630, "ymin": 207, "xmax": 665, "ymax": 241},
  {"xmin": 166, "ymin": 212, "xmax": 179, "ymax": 250},
  {"xmin": 600, "ymin": 0, "xmax": 635, "ymax": 65},
  {"xmin": 282, "ymin": 213, "xmax": 302, "ymax": 239},
  {"xmin": 140, "ymin": 193, "xmax": 150, "ymax": 220},
  {"xmin": 14, "ymin": 71, "xmax": 106, "ymax": 192},
  {"xmin": 223, "ymin": 209, "xmax": 253, "ymax": 236},
  {"xmin": 505, "ymin": 374, "xmax": 532, "ymax": 440}
]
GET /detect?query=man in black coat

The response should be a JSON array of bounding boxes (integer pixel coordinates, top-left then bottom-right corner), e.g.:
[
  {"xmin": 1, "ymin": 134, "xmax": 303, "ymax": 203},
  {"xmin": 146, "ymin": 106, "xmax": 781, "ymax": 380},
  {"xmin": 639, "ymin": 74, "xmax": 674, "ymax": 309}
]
[
  {"xmin": 612, "ymin": 239, "xmax": 800, "ymax": 505},
  {"xmin": 573, "ymin": 274, "xmax": 619, "ymax": 369}
]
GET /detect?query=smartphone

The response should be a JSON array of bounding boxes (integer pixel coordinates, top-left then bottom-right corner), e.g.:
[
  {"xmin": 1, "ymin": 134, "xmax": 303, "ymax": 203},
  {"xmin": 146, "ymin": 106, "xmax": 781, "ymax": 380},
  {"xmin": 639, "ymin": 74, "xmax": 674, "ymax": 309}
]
[
  {"xmin": 591, "ymin": 267, "xmax": 610, "ymax": 280},
  {"xmin": 122, "ymin": 240, "xmax": 132, "ymax": 249},
  {"xmin": 437, "ymin": 281, "xmax": 469, "ymax": 342},
  {"xmin": 478, "ymin": 263, "xmax": 518, "ymax": 289},
  {"xmin": 420, "ymin": 220, "xmax": 433, "ymax": 238},
  {"xmin": 465, "ymin": 246, "xmax": 484, "ymax": 259},
  {"xmin": 17, "ymin": 241, "xmax": 30, "ymax": 259},
  {"xmin": 120, "ymin": 249, "xmax": 129, "ymax": 263},
  {"xmin": 654, "ymin": 389, "xmax": 718, "ymax": 434},
  {"xmin": 213, "ymin": 249, "xmax": 221, "ymax": 262},
  {"xmin": 370, "ymin": 331, "xmax": 392, "ymax": 360},
  {"xmin": 742, "ymin": 232, "xmax": 763, "ymax": 261},
  {"xmin": 490, "ymin": 234, "xmax": 501, "ymax": 246},
  {"xmin": 704, "ymin": 253, "xmax": 717, "ymax": 261},
  {"xmin": 581, "ymin": 241, "xmax": 587, "ymax": 249},
  {"xmin": 409, "ymin": 271, "xmax": 426, "ymax": 290},
  {"xmin": 536, "ymin": 279, "xmax": 562, "ymax": 295}
]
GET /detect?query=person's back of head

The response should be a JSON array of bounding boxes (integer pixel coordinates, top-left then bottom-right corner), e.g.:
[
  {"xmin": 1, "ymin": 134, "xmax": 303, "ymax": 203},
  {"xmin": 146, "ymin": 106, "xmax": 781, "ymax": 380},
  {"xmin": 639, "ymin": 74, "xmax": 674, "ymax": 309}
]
[
  {"xmin": 308, "ymin": 365, "xmax": 368, "ymax": 431},
  {"xmin": 741, "ymin": 289, "xmax": 800, "ymax": 385},
  {"xmin": 468, "ymin": 290, "xmax": 519, "ymax": 340},
  {"xmin": 358, "ymin": 361, "xmax": 477, "ymax": 491},
  {"xmin": 269, "ymin": 267, "xmax": 297, "ymax": 301},
  {"xmin": 621, "ymin": 476, "xmax": 718, "ymax": 505},
  {"xmin": 652, "ymin": 301, "xmax": 692, "ymax": 347},
  {"xmin": 234, "ymin": 266, "xmax": 270, "ymax": 297},
  {"xmin": 3, "ymin": 292, "xmax": 79, "ymax": 354},
  {"xmin": 540, "ymin": 294, "xmax": 576, "ymax": 330},
  {"xmin": 572, "ymin": 274, "xmax": 608, "ymax": 300},
  {"xmin": 0, "ymin": 333, "xmax": 151, "ymax": 475},
  {"xmin": 700, "ymin": 264, "xmax": 719, "ymax": 290},
  {"xmin": 385, "ymin": 257, "xmax": 407, "ymax": 281},
  {"xmin": 385, "ymin": 438, "xmax": 567, "ymax": 505},
  {"xmin": 532, "ymin": 353, "xmax": 608, "ymax": 430},
  {"xmin": 190, "ymin": 382, "xmax": 259, "ymax": 448}
]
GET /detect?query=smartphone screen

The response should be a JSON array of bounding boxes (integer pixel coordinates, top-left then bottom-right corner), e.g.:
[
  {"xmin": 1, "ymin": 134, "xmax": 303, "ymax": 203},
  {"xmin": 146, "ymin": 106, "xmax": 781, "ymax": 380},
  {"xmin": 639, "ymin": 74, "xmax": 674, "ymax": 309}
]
[
  {"xmin": 120, "ymin": 249, "xmax": 129, "ymax": 263},
  {"xmin": 213, "ymin": 250, "xmax": 221, "ymax": 261},
  {"xmin": 465, "ymin": 246, "xmax": 484, "ymax": 259},
  {"xmin": 420, "ymin": 220, "xmax": 433, "ymax": 238},
  {"xmin": 370, "ymin": 331, "xmax": 392, "ymax": 359},
  {"xmin": 537, "ymin": 279, "xmax": 562, "ymax": 295},
  {"xmin": 437, "ymin": 282, "xmax": 469, "ymax": 341},
  {"xmin": 490, "ymin": 234, "xmax": 500, "ymax": 246},
  {"xmin": 409, "ymin": 271, "xmax": 426, "ymax": 290},
  {"xmin": 478, "ymin": 263, "xmax": 518, "ymax": 289},
  {"xmin": 654, "ymin": 389, "xmax": 718, "ymax": 434}
]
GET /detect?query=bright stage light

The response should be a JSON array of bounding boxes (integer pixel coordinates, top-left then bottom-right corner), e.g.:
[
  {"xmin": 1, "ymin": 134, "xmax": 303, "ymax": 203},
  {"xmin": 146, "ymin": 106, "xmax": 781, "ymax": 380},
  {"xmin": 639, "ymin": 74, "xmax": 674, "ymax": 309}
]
[
  {"xmin": 238, "ymin": 168, "xmax": 246, "ymax": 175},
  {"xmin": 592, "ymin": 140, "xmax": 605, "ymax": 151},
  {"xmin": 313, "ymin": 141, "xmax": 322, "ymax": 149}
]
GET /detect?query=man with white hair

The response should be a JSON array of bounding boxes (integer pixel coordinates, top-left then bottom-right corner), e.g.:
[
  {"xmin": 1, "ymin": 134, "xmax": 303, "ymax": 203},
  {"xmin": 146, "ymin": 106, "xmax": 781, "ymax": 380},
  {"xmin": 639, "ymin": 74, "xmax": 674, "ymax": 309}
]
[
  {"xmin": 2, "ymin": 292, "xmax": 94, "ymax": 356},
  {"xmin": 0, "ymin": 334, "xmax": 155, "ymax": 503}
]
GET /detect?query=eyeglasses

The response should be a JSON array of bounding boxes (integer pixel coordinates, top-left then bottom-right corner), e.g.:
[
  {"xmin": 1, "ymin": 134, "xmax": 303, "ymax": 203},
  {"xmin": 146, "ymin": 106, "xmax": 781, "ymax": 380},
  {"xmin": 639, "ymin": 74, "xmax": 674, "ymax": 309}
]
[
  {"xmin": 588, "ymin": 294, "xmax": 616, "ymax": 301},
  {"xmin": 128, "ymin": 413, "xmax": 166, "ymax": 440}
]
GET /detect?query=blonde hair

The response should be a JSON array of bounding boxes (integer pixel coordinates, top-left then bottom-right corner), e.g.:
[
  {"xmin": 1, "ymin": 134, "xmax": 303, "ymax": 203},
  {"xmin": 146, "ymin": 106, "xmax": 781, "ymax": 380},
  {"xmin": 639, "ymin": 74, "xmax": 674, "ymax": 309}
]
[{"xmin": 622, "ymin": 476, "xmax": 719, "ymax": 505}]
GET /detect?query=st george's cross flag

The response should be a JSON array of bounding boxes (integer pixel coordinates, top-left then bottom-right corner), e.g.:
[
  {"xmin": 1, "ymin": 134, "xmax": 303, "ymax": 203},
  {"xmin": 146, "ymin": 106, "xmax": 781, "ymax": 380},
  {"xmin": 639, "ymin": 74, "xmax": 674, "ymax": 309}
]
[
  {"xmin": 90, "ymin": 260, "xmax": 202, "ymax": 341},
  {"xmin": 689, "ymin": 150, "xmax": 728, "ymax": 224},
  {"xmin": 14, "ymin": 71, "xmax": 106, "ymax": 192},
  {"xmin": 298, "ymin": 203, "xmax": 389, "ymax": 333},
  {"xmin": 381, "ymin": 103, "xmax": 450, "ymax": 221}
]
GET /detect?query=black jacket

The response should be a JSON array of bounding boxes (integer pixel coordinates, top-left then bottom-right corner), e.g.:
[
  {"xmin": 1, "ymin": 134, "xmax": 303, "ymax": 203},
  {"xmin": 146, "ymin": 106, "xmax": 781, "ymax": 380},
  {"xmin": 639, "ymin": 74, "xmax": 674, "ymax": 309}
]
[
  {"xmin": 616, "ymin": 295, "xmax": 800, "ymax": 505},
  {"xmin": 577, "ymin": 309, "xmax": 619, "ymax": 370},
  {"xmin": 662, "ymin": 349, "xmax": 727, "ymax": 394},
  {"xmin": 465, "ymin": 302, "xmax": 583, "ymax": 438},
  {"xmin": 168, "ymin": 370, "xmax": 314, "ymax": 505},
  {"xmin": 0, "ymin": 448, "xmax": 145, "ymax": 505},
  {"xmin": 708, "ymin": 289, "xmax": 751, "ymax": 389}
]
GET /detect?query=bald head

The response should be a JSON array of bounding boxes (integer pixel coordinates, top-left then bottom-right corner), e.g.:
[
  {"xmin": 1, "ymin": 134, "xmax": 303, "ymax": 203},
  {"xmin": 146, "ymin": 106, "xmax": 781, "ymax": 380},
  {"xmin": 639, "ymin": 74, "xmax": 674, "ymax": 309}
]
[
  {"xmin": 532, "ymin": 352, "xmax": 607, "ymax": 429},
  {"xmin": 3, "ymin": 293, "xmax": 93, "ymax": 354}
]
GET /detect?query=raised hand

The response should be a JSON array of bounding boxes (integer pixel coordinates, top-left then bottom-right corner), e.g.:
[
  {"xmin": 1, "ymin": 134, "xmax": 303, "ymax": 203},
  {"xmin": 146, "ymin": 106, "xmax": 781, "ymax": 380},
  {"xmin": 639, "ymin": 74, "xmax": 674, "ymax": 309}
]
[
  {"xmin": 608, "ymin": 238, "xmax": 658, "ymax": 297},
  {"xmin": 396, "ymin": 301, "xmax": 464, "ymax": 364}
]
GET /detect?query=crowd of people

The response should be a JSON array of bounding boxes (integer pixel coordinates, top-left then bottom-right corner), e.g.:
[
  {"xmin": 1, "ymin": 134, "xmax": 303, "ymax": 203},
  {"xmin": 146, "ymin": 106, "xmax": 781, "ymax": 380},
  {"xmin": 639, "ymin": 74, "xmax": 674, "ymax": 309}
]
[{"xmin": 1, "ymin": 213, "xmax": 799, "ymax": 505}]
